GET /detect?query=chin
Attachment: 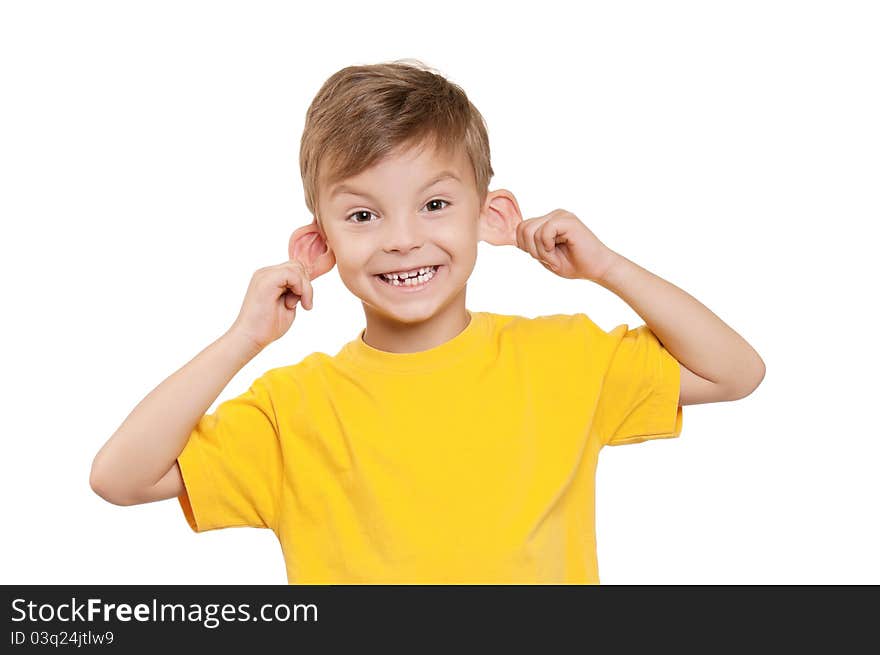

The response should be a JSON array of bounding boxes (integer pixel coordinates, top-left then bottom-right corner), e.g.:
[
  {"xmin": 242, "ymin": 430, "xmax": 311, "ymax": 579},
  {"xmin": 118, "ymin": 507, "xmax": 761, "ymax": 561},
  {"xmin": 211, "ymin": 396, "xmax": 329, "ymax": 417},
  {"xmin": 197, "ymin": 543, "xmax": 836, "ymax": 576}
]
[{"xmin": 376, "ymin": 302, "xmax": 443, "ymax": 324}]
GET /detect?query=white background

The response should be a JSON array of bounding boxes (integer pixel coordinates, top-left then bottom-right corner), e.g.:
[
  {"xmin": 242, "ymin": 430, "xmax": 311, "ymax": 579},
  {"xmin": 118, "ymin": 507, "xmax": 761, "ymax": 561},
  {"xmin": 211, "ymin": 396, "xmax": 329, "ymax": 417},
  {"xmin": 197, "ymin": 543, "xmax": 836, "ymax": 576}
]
[{"xmin": 1, "ymin": 0, "xmax": 877, "ymax": 585}]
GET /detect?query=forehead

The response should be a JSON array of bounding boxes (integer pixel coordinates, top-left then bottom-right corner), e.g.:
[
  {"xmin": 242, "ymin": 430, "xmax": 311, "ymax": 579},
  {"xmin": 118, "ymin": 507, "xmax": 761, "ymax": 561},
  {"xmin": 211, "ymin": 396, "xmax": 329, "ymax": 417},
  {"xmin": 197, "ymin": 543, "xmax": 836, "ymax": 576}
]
[{"xmin": 325, "ymin": 141, "xmax": 469, "ymax": 201}]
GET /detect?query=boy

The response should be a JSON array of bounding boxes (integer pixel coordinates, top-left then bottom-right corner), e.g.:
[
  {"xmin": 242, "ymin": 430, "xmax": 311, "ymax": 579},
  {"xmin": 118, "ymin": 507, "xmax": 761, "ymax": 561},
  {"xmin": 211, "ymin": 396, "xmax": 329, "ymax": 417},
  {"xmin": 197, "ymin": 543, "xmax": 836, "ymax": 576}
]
[{"xmin": 90, "ymin": 59, "xmax": 765, "ymax": 584}]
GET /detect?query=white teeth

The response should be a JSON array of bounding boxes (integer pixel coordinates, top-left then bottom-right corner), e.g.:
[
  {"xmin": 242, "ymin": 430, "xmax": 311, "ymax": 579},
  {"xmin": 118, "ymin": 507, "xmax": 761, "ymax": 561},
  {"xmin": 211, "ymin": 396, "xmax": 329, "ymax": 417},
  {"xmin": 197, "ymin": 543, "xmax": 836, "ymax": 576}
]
[
  {"xmin": 379, "ymin": 266, "xmax": 438, "ymax": 286},
  {"xmin": 380, "ymin": 266, "xmax": 437, "ymax": 280}
]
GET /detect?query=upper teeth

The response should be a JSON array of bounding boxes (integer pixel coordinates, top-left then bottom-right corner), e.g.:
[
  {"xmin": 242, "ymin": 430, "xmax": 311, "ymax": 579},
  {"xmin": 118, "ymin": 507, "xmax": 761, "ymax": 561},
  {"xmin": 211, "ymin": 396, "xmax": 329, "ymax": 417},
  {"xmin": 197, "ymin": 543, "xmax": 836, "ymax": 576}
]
[{"xmin": 380, "ymin": 266, "xmax": 436, "ymax": 280}]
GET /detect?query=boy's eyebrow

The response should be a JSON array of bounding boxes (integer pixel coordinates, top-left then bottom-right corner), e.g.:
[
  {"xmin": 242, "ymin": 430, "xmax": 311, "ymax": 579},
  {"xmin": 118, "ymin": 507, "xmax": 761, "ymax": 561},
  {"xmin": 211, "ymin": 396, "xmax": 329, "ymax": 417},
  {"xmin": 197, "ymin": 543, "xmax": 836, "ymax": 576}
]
[{"xmin": 329, "ymin": 171, "xmax": 461, "ymax": 201}]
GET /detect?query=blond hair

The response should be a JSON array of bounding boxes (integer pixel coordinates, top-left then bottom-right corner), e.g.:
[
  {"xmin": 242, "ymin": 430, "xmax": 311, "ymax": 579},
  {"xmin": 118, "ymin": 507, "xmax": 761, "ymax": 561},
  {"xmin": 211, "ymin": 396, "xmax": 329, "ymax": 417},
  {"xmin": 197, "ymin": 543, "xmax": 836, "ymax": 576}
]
[{"xmin": 299, "ymin": 58, "xmax": 494, "ymax": 226}]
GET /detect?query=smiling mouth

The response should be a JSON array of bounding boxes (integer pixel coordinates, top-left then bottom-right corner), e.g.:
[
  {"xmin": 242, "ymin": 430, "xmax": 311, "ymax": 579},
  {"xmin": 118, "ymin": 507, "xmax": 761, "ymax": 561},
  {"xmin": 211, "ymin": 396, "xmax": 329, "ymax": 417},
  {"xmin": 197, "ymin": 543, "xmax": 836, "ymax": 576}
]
[{"xmin": 374, "ymin": 265, "xmax": 441, "ymax": 288}]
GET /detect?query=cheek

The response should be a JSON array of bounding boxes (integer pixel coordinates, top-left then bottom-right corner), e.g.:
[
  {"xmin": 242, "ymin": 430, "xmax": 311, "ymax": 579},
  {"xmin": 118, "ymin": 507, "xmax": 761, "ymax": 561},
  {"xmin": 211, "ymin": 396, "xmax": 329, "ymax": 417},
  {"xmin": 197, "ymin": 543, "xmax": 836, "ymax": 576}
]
[
  {"xmin": 330, "ymin": 242, "xmax": 367, "ymax": 265},
  {"xmin": 342, "ymin": 256, "xmax": 378, "ymax": 282},
  {"xmin": 436, "ymin": 218, "xmax": 473, "ymax": 244}
]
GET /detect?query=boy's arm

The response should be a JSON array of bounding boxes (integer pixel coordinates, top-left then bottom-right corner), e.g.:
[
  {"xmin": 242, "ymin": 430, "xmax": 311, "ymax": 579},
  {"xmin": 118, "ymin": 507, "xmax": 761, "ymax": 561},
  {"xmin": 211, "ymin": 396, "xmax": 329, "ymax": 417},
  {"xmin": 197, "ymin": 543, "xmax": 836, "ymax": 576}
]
[
  {"xmin": 89, "ymin": 330, "xmax": 263, "ymax": 506},
  {"xmin": 596, "ymin": 251, "xmax": 766, "ymax": 402}
]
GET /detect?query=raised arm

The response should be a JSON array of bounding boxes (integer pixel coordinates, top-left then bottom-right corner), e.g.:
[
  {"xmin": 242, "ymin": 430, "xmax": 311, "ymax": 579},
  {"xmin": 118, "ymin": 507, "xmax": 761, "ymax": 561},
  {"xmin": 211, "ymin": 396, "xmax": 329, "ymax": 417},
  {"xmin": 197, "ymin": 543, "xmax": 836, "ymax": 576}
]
[
  {"xmin": 89, "ymin": 330, "xmax": 262, "ymax": 505},
  {"xmin": 89, "ymin": 259, "xmax": 313, "ymax": 506}
]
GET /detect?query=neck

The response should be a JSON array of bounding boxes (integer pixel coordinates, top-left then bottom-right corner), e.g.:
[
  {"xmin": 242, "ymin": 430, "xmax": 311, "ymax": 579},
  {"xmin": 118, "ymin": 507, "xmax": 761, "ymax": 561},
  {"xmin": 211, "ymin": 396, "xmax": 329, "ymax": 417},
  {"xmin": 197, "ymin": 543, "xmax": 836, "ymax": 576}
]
[{"xmin": 361, "ymin": 293, "xmax": 470, "ymax": 354}]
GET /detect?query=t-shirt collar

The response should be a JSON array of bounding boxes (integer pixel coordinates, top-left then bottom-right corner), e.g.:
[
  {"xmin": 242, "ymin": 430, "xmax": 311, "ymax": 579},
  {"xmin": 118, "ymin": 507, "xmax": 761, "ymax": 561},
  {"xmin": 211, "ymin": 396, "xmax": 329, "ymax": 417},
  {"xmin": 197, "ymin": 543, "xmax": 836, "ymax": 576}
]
[{"xmin": 338, "ymin": 310, "xmax": 488, "ymax": 374}]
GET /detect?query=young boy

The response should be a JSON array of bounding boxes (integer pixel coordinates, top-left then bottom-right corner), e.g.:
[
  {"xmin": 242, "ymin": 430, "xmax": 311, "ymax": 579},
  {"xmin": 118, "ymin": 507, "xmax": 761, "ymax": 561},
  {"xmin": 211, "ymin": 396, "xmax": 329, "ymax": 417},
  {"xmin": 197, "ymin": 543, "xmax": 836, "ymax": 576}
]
[{"xmin": 90, "ymin": 59, "xmax": 765, "ymax": 584}]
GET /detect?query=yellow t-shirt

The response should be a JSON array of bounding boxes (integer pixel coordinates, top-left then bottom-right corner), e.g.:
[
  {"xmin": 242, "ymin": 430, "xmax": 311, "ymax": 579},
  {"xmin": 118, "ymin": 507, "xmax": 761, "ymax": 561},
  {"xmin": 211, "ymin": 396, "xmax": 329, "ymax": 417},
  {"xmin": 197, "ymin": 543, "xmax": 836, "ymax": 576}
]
[{"xmin": 177, "ymin": 310, "xmax": 683, "ymax": 584}]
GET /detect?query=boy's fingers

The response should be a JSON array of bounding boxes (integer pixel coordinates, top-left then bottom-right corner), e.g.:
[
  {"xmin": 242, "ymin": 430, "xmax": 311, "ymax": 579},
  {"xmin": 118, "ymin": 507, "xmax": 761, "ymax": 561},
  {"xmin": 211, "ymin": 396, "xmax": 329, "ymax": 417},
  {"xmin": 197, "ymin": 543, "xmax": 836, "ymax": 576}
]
[
  {"xmin": 289, "ymin": 258, "xmax": 313, "ymax": 278},
  {"xmin": 294, "ymin": 262, "xmax": 314, "ymax": 310},
  {"xmin": 263, "ymin": 259, "xmax": 312, "ymax": 310},
  {"xmin": 292, "ymin": 260, "xmax": 313, "ymax": 310},
  {"xmin": 517, "ymin": 218, "xmax": 539, "ymax": 254},
  {"xmin": 518, "ymin": 220, "xmax": 537, "ymax": 259},
  {"xmin": 515, "ymin": 221, "xmax": 525, "ymax": 250},
  {"xmin": 299, "ymin": 280, "xmax": 311, "ymax": 311}
]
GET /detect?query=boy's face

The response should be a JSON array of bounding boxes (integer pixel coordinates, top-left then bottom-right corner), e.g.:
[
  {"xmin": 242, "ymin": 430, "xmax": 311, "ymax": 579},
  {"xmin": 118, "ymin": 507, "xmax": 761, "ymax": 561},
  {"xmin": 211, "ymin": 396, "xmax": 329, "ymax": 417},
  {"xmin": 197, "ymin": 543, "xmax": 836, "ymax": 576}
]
[{"xmin": 312, "ymin": 140, "xmax": 517, "ymax": 331}]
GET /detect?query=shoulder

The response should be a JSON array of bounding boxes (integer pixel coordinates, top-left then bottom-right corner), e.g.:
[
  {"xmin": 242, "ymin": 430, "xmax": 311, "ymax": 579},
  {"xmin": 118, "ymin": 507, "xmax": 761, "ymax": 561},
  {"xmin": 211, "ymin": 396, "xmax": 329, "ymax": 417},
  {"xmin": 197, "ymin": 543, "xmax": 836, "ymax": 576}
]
[
  {"xmin": 254, "ymin": 352, "xmax": 335, "ymax": 398},
  {"xmin": 494, "ymin": 311, "xmax": 610, "ymax": 347},
  {"xmin": 484, "ymin": 312, "xmax": 616, "ymax": 366},
  {"xmin": 484, "ymin": 311, "xmax": 604, "ymax": 336}
]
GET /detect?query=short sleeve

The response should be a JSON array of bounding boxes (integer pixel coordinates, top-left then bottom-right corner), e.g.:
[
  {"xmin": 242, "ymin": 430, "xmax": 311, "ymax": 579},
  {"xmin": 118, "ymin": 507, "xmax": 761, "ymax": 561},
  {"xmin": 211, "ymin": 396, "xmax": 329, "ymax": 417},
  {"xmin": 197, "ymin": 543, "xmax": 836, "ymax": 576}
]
[
  {"xmin": 176, "ymin": 374, "xmax": 283, "ymax": 532},
  {"xmin": 593, "ymin": 323, "xmax": 684, "ymax": 447}
]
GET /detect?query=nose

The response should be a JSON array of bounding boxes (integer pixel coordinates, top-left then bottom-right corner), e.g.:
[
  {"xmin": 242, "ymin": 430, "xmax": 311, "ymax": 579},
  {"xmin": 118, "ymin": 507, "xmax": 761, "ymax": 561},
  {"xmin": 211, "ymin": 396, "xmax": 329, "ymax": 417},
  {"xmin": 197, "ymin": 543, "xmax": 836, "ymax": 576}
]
[{"xmin": 381, "ymin": 213, "xmax": 426, "ymax": 254}]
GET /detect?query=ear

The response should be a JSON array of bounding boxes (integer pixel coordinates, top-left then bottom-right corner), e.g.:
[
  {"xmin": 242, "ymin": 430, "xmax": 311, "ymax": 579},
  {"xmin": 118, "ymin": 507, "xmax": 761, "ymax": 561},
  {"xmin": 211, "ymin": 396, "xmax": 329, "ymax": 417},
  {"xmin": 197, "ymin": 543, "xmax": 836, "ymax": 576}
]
[
  {"xmin": 478, "ymin": 189, "xmax": 523, "ymax": 246},
  {"xmin": 288, "ymin": 218, "xmax": 336, "ymax": 280}
]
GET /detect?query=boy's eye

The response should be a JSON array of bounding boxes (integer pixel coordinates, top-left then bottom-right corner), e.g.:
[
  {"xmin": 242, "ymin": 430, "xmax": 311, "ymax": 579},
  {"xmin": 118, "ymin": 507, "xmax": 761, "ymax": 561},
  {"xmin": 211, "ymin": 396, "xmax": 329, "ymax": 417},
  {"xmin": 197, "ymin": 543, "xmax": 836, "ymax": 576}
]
[
  {"xmin": 348, "ymin": 210, "xmax": 375, "ymax": 224},
  {"xmin": 346, "ymin": 199, "xmax": 451, "ymax": 224}
]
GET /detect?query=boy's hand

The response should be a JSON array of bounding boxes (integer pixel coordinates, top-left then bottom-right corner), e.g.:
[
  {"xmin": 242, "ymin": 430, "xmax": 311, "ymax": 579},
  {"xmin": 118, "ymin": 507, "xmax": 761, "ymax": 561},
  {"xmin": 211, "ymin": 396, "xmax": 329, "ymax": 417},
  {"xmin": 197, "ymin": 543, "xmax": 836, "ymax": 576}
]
[
  {"xmin": 514, "ymin": 209, "xmax": 618, "ymax": 282},
  {"xmin": 227, "ymin": 259, "xmax": 314, "ymax": 353}
]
